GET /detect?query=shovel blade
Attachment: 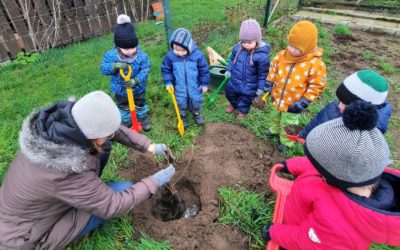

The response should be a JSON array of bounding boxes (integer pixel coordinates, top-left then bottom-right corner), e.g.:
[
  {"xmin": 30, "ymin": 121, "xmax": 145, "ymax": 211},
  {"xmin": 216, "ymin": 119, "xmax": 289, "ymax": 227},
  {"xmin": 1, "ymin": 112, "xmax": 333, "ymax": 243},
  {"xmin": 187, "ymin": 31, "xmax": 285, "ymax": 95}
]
[{"xmin": 177, "ymin": 120, "xmax": 185, "ymax": 137}]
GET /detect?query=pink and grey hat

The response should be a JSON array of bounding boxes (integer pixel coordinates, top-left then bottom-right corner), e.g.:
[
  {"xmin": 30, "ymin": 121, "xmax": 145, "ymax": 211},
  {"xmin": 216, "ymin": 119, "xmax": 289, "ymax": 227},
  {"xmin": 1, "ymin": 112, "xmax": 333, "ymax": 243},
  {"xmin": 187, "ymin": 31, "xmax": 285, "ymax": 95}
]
[{"xmin": 239, "ymin": 19, "xmax": 262, "ymax": 44}]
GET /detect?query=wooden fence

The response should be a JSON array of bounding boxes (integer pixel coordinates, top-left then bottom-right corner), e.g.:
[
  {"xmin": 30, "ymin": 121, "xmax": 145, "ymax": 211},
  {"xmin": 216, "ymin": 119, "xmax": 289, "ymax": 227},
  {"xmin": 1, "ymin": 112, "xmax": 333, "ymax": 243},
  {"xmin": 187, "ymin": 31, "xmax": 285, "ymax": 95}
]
[{"xmin": 0, "ymin": 0, "xmax": 154, "ymax": 62}]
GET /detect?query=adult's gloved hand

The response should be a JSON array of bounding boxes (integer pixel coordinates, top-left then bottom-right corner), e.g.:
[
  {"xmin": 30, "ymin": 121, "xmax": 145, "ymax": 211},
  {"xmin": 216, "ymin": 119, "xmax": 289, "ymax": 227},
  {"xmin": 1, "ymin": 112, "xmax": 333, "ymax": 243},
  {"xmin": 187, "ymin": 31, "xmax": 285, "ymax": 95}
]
[
  {"xmin": 124, "ymin": 78, "xmax": 139, "ymax": 88},
  {"xmin": 152, "ymin": 164, "xmax": 175, "ymax": 186},
  {"xmin": 287, "ymin": 98, "xmax": 311, "ymax": 113},
  {"xmin": 148, "ymin": 143, "xmax": 170, "ymax": 157},
  {"xmin": 112, "ymin": 62, "xmax": 128, "ymax": 71},
  {"xmin": 224, "ymin": 71, "xmax": 231, "ymax": 78},
  {"xmin": 261, "ymin": 221, "xmax": 273, "ymax": 243}
]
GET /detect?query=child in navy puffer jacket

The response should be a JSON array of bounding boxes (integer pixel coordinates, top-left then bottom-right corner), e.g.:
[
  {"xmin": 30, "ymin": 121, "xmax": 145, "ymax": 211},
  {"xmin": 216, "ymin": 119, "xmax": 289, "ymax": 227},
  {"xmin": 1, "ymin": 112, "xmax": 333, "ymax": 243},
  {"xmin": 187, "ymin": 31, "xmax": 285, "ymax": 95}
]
[
  {"xmin": 225, "ymin": 19, "xmax": 270, "ymax": 120},
  {"xmin": 299, "ymin": 70, "xmax": 392, "ymax": 139},
  {"xmin": 101, "ymin": 14, "xmax": 151, "ymax": 131},
  {"xmin": 161, "ymin": 28, "xmax": 210, "ymax": 127}
]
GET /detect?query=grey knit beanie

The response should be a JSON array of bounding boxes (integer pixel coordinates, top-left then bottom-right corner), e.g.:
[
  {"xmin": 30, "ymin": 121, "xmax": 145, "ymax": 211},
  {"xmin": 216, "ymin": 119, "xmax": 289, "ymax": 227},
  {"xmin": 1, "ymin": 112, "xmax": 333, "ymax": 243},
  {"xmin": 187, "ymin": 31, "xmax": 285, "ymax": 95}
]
[
  {"xmin": 304, "ymin": 101, "xmax": 392, "ymax": 189},
  {"xmin": 239, "ymin": 19, "xmax": 262, "ymax": 44},
  {"xmin": 72, "ymin": 91, "xmax": 121, "ymax": 139}
]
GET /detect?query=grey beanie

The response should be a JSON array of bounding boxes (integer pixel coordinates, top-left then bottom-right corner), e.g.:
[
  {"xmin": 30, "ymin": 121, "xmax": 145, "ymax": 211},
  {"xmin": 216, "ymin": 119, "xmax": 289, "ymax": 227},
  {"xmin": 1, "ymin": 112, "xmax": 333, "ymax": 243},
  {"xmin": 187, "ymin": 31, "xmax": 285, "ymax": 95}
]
[
  {"xmin": 304, "ymin": 101, "xmax": 392, "ymax": 189},
  {"xmin": 72, "ymin": 91, "xmax": 121, "ymax": 139}
]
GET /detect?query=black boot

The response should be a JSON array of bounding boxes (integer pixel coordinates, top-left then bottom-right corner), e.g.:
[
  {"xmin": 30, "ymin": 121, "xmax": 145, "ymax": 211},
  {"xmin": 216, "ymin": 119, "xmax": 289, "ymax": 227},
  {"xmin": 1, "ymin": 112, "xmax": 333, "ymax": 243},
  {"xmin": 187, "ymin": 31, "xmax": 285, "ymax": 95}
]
[
  {"xmin": 194, "ymin": 113, "xmax": 204, "ymax": 126},
  {"xmin": 181, "ymin": 114, "xmax": 188, "ymax": 128},
  {"xmin": 277, "ymin": 144, "xmax": 288, "ymax": 154},
  {"xmin": 141, "ymin": 116, "xmax": 152, "ymax": 131},
  {"xmin": 264, "ymin": 129, "xmax": 275, "ymax": 137}
]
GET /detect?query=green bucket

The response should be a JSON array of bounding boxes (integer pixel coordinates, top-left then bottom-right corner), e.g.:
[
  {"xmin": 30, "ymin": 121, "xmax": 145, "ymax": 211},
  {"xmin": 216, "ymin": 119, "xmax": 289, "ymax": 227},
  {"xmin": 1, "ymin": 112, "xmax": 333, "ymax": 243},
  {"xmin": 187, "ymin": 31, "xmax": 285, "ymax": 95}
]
[{"xmin": 209, "ymin": 65, "xmax": 227, "ymax": 94}]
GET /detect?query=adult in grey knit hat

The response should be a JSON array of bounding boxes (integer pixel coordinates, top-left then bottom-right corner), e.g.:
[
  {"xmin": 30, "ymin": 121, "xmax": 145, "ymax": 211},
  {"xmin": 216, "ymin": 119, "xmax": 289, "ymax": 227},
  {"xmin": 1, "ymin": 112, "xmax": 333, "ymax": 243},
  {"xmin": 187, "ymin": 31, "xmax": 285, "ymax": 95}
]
[
  {"xmin": 0, "ymin": 91, "xmax": 175, "ymax": 249},
  {"xmin": 304, "ymin": 100, "xmax": 392, "ymax": 189},
  {"xmin": 239, "ymin": 19, "xmax": 262, "ymax": 45}
]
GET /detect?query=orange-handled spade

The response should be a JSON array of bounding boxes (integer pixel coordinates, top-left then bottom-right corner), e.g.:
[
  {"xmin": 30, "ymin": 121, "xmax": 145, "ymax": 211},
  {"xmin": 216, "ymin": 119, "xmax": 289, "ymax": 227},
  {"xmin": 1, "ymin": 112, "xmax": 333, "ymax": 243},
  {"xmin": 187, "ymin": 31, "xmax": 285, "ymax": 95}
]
[
  {"xmin": 266, "ymin": 164, "xmax": 294, "ymax": 250},
  {"xmin": 119, "ymin": 66, "xmax": 142, "ymax": 133}
]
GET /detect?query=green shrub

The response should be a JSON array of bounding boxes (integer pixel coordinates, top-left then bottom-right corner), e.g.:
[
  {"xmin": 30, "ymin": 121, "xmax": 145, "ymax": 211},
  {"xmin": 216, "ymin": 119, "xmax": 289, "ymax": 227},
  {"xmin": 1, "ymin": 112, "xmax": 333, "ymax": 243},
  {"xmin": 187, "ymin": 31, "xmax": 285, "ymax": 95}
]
[
  {"xmin": 362, "ymin": 50, "xmax": 375, "ymax": 61},
  {"xmin": 13, "ymin": 52, "xmax": 40, "ymax": 66},
  {"xmin": 334, "ymin": 24, "xmax": 352, "ymax": 37}
]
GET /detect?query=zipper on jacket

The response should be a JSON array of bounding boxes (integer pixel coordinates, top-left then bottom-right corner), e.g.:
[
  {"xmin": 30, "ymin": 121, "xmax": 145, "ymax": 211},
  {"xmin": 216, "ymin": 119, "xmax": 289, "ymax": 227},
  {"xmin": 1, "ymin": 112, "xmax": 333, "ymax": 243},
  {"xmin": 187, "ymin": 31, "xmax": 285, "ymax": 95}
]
[
  {"xmin": 184, "ymin": 58, "xmax": 189, "ymax": 98},
  {"xmin": 277, "ymin": 63, "xmax": 295, "ymax": 109}
]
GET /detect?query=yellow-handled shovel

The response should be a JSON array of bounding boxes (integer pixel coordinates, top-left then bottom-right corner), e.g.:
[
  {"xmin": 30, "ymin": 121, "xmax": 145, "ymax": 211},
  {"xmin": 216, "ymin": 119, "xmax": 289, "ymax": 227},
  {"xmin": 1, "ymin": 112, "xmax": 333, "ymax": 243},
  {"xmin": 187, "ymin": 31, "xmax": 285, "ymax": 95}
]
[{"xmin": 167, "ymin": 86, "xmax": 184, "ymax": 136}]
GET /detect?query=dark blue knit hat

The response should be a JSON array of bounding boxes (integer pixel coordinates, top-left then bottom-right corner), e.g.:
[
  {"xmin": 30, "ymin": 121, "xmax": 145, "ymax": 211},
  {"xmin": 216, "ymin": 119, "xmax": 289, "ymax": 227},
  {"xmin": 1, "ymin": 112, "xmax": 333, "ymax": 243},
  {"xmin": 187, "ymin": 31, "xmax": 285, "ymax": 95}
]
[
  {"xmin": 170, "ymin": 28, "xmax": 195, "ymax": 54},
  {"xmin": 114, "ymin": 14, "xmax": 138, "ymax": 49}
]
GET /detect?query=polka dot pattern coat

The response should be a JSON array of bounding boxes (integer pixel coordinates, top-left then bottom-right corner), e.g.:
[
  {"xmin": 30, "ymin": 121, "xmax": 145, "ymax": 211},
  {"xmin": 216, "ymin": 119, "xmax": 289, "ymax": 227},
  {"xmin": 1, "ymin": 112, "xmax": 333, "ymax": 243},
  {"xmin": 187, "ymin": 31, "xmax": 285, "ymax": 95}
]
[{"xmin": 267, "ymin": 48, "xmax": 327, "ymax": 112}]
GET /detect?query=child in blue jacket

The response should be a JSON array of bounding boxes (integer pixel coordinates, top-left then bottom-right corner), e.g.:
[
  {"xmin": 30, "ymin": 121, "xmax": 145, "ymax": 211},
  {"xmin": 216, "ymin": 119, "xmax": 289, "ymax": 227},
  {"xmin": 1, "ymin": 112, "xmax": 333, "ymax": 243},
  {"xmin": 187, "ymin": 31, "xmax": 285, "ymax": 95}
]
[
  {"xmin": 225, "ymin": 19, "xmax": 270, "ymax": 120},
  {"xmin": 299, "ymin": 70, "xmax": 392, "ymax": 139},
  {"xmin": 161, "ymin": 28, "xmax": 210, "ymax": 127},
  {"xmin": 100, "ymin": 14, "xmax": 152, "ymax": 131}
]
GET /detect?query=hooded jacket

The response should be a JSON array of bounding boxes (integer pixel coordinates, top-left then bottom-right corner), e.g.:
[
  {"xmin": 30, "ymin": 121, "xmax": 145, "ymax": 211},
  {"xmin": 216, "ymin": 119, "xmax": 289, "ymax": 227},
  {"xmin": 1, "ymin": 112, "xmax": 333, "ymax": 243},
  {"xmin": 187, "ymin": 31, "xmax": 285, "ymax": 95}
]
[
  {"xmin": 0, "ymin": 102, "xmax": 157, "ymax": 249},
  {"xmin": 267, "ymin": 48, "xmax": 327, "ymax": 112},
  {"xmin": 161, "ymin": 29, "xmax": 210, "ymax": 107},
  {"xmin": 226, "ymin": 42, "xmax": 270, "ymax": 96},
  {"xmin": 101, "ymin": 47, "xmax": 151, "ymax": 96},
  {"xmin": 270, "ymin": 156, "xmax": 400, "ymax": 250},
  {"xmin": 299, "ymin": 100, "xmax": 392, "ymax": 138}
]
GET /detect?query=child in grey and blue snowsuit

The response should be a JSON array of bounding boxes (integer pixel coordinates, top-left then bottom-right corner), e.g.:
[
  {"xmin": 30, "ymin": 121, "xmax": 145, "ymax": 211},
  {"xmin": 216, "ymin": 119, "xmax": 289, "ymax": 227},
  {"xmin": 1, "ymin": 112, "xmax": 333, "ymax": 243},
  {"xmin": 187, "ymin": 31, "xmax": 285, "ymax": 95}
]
[
  {"xmin": 161, "ymin": 28, "xmax": 210, "ymax": 127},
  {"xmin": 100, "ymin": 14, "xmax": 152, "ymax": 131}
]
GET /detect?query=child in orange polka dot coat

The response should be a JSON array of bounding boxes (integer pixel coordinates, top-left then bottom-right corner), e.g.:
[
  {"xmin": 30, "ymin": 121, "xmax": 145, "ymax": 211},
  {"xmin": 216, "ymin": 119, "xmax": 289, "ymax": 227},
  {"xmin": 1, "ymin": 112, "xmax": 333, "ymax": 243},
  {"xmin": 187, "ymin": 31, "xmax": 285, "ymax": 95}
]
[{"xmin": 263, "ymin": 20, "xmax": 327, "ymax": 153}]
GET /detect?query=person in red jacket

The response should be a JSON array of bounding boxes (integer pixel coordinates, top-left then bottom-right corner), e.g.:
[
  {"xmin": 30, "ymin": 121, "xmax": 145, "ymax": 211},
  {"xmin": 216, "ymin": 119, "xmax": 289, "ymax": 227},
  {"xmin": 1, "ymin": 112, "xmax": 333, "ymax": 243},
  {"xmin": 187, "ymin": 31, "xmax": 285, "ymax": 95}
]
[{"xmin": 262, "ymin": 100, "xmax": 400, "ymax": 250}]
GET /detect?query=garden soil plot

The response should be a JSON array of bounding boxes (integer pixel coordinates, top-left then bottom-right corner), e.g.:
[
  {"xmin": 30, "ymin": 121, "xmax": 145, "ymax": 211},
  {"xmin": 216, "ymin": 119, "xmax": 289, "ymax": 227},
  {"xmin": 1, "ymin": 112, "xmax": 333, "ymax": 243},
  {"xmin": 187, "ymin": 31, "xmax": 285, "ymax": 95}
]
[
  {"xmin": 329, "ymin": 28, "xmax": 400, "ymax": 157},
  {"xmin": 118, "ymin": 123, "xmax": 283, "ymax": 250}
]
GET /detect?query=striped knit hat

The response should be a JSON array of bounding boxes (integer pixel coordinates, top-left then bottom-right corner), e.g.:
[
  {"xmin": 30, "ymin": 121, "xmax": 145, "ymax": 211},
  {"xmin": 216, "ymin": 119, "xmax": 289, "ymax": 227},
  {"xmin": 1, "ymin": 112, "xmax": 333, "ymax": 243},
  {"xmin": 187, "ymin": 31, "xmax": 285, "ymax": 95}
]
[
  {"xmin": 114, "ymin": 14, "xmax": 138, "ymax": 49},
  {"xmin": 336, "ymin": 70, "xmax": 388, "ymax": 105},
  {"xmin": 170, "ymin": 28, "xmax": 195, "ymax": 54},
  {"xmin": 304, "ymin": 101, "xmax": 392, "ymax": 189}
]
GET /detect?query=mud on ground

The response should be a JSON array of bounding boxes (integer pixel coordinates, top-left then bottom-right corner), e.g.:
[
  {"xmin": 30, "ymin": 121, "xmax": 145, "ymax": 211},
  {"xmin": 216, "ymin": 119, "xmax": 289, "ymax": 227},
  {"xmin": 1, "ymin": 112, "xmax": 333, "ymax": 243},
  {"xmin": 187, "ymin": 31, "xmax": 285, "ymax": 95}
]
[
  {"xmin": 329, "ymin": 28, "xmax": 400, "ymax": 163},
  {"xmin": 119, "ymin": 123, "xmax": 283, "ymax": 250}
]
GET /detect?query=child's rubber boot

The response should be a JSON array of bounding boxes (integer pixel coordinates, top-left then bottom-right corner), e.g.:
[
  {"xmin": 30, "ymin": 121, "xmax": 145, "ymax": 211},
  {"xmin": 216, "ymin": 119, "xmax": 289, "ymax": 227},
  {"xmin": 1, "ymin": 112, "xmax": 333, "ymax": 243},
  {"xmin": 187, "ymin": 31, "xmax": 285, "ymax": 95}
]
[
  {"xmin": 236, "ymin": 112, "xmax": 246, "ymax": 120},
  {"xmin": 194, "ymin": 113, "xmax": 204, "ymax": 126},
  {"xmin": 225, "ymin": 103, "xmax": 235, "ymax": 113},
  {"xmin": 141, "ymin": 116, "xmax": 152, "ymax": 131},
  {"xmin": 181, "ymin": 114, "xmax": 188, "ymax": 128},
  {"xmin": 264, "ymin": 129, "xmax": 274, "ymax": 137},
  {"xmin": 277, "ymin": 144, "xmax": 288, "ymax": 154}
]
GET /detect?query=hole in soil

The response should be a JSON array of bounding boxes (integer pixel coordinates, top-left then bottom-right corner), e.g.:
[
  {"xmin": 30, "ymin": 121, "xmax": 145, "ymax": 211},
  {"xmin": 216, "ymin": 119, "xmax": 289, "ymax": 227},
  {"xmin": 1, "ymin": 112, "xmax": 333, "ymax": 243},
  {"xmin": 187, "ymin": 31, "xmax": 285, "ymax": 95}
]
[{"xmin": 151, "ymin": 178, "xmax": 201, "ymax": 222}]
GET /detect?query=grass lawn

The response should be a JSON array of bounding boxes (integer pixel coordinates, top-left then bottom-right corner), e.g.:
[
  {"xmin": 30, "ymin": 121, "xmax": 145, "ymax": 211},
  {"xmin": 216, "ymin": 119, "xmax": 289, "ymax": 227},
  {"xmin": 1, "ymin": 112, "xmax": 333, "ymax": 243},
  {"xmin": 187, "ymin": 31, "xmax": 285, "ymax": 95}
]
[{"xmin": 0, "ymin": 0, "xmax": 399, "ymax": 249}]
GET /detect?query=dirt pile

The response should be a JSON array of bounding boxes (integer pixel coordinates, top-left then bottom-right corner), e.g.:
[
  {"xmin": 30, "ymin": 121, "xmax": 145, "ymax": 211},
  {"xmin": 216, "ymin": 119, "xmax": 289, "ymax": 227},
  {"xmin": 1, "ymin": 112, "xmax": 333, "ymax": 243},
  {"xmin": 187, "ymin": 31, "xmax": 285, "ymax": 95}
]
[{"xmin": 119, "ymin": 123, "xmax": 284, "ymax": 250}]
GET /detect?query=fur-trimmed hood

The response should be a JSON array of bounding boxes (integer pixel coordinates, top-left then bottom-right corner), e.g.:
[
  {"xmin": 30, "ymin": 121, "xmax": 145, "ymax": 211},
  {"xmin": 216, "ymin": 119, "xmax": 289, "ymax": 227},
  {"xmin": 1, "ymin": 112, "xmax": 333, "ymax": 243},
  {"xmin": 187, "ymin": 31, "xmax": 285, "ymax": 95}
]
[{"xmin": 19, "ymin": 111, "xmax": 89, "ymax": 173}]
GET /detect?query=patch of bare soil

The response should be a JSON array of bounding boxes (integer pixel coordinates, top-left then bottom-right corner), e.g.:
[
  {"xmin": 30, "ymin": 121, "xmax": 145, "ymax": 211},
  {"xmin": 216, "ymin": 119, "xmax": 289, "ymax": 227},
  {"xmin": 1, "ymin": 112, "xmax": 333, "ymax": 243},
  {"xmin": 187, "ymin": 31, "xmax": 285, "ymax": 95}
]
[
  {"xmin": 330, "ymin": 28, "xmax": 400, "ymax": 81},
  {"xmin": 329, "ymin": 27, "xmax": 400, "ymax": 161},
  {"xmin": 119, "ymin": 123, "xmax": 283, "ymax": 250}
]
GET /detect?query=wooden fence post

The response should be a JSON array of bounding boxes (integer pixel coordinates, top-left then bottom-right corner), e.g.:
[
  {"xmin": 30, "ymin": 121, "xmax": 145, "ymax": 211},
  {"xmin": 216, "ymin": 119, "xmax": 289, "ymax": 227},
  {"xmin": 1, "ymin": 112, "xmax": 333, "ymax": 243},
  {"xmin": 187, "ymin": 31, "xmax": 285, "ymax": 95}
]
[{"xmin": 2, "ymin": 0, "xmax": 35, "ymax": 52}]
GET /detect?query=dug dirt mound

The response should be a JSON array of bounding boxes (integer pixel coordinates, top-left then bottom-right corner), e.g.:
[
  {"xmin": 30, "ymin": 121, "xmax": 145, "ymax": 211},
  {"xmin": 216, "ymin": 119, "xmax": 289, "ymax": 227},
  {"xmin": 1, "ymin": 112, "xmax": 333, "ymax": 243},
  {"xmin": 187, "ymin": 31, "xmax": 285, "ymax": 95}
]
[{"xmin": 119, "ymin": 123, "xmax": 283, "ymax": 250}]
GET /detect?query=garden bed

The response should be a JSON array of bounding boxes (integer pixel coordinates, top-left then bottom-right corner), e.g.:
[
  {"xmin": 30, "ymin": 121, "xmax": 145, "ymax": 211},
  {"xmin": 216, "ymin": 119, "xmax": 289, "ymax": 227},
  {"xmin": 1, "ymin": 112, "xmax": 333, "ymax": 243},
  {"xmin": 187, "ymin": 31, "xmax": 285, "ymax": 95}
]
[{"xmin": 119, "ymin": 123, "xmax": 283, "ymax": 249}]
